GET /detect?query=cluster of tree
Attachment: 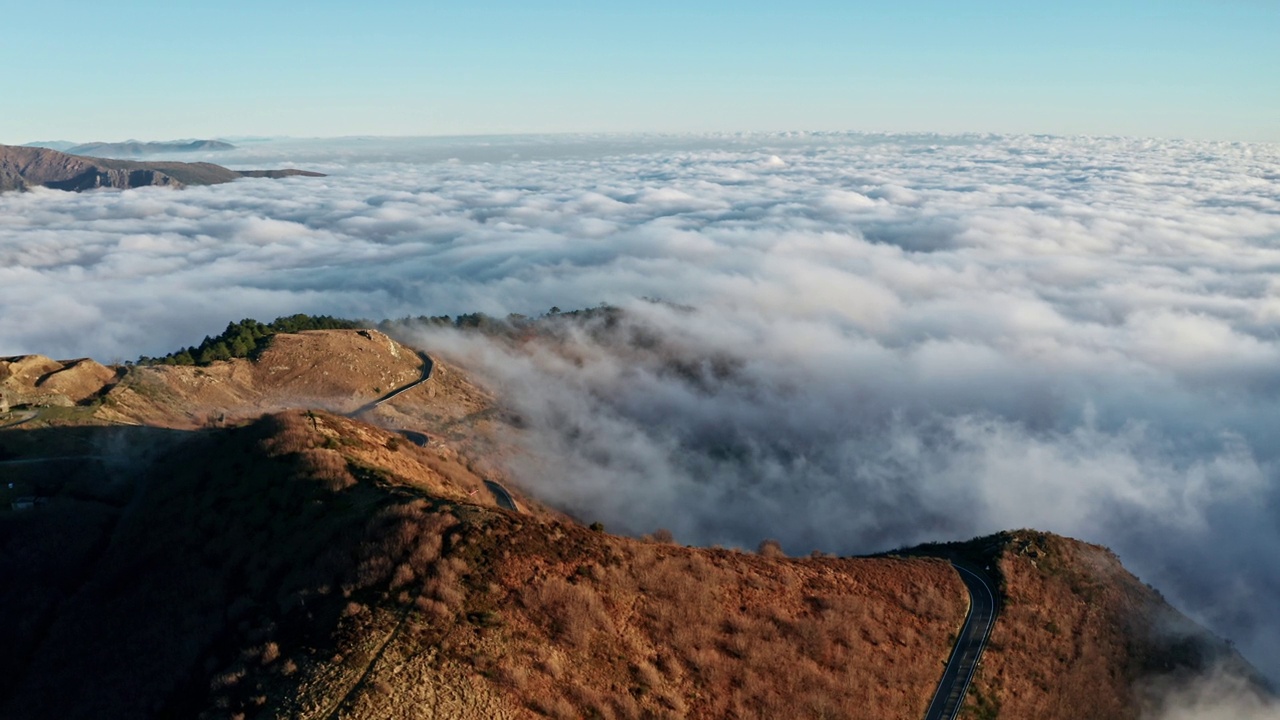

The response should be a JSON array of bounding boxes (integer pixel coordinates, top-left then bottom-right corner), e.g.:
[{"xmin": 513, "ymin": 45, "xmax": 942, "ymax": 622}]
[
  {"xmin": 373, "ymin": 312, "xmax": 520, "ymax": 334},
  {"xmin": 374, "ymin": 305, "xmax": 621, "ymax": 338},
  {"xmin": 137, "ymin": 306, "xmax": 623, "ymax": 368},
  {"xmin": 138, "ymin": 314, "xmax": 362, "ymax": 366}
]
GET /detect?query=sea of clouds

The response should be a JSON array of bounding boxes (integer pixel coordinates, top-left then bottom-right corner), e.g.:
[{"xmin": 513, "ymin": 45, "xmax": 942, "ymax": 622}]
[{"xmin": 3, "ymin": 133, "xmax": 1280, "ymax": 692}]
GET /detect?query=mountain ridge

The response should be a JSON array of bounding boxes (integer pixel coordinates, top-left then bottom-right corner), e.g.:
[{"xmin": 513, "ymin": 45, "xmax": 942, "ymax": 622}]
[
  {"xmin": 63, "ymin": 139, "xmax": 236, "ymax": 156},
  {"xmin": 0, "ymin": 144, "xmax": 322, "ymax": 192},
  {"xmin": 0, "ymin": 328, "xmax": 1272, "ymax": 718}
]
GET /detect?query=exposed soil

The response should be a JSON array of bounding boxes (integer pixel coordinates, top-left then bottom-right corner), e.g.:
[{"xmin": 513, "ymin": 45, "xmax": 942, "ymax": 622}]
[{"xmin": 97, "ymin": 330, "xmax": 430, "ymax": 428}]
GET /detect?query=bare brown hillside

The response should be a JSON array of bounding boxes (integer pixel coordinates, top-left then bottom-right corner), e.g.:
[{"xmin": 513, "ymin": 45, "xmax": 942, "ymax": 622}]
[
  {"xmin": 0, "ymin": 410, "xmax": 968, "ymax": 720},
  {"xmin": 3, "ymin": 328, "xmax": 541, "ymax": 515},
  {"xmin": 90, "ymin": 327, "xmax": 481, "ymax": 427},
  {"xmin": 1, "ymin": 326, "xmax": 1271, "ymax": 719},
  {"xmin": 953, "ymin": 531, "xmax": 1270, "ymax": 719},
  {"xmin": 95, "ymin": 330, "xmax": 432, "ymax": 427},
  {"xmin": 1, "ymin": 355, "xmax": 121, "ymax": 409},
  {"xmin": 4, "ymin": 330, "xmax": 493, "ymax": 433}
]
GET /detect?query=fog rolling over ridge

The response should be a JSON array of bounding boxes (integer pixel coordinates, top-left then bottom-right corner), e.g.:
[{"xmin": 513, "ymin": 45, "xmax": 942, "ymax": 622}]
[{"xmin": 3, "ymin": 133, "xmax": 1280, "ymax": 684}]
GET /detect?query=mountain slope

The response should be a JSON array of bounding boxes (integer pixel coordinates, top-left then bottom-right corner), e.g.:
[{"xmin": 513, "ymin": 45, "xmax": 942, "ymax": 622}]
[
  {"xmin": 1, "ymin": 408, "xmax": 1266, "ymax": 719},
  {"xmin": 0, "ymin": 329, "xmax": 1271, "ymax": 719},
  {"xmin": 0, "ymin": 410, "xmax": 970, "ymax": 719},
  {"xmin": 903, "ymin": 532, "xmax": 1273, "ymax": 719},
  {"xmin": 0, "ymin": 144, "xmax": 322, "ymax": 192}
]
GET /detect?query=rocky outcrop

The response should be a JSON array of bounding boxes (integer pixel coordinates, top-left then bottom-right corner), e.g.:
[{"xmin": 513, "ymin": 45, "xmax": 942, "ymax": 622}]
[
  {"xmin": 0, "ymin": 355, "xmax": 118, "ymax": 407},
  {"xmin": 36, "ymin": 358, "xmax": 118, "ymax": 403},
  {"xmin": 43, "ymin": 168, "xmax": 183, "ymax": 191},
  {"xmin": 0, "ymin": 144, "xmax": 324, "ymax": 193}
]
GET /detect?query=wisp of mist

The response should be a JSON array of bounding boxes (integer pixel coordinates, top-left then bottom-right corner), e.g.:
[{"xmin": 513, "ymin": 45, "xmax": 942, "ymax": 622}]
[{"xmin": 3, "ymin": 133, "xmax": 1279, "ymax": 688}]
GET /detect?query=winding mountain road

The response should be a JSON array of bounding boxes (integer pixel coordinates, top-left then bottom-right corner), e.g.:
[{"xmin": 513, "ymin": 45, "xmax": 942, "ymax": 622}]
[
  {"xmin": 0, "ymin": 410, "xmax": 37, "ymax": 429},
  {"xmin": 348, "ymin": 352, "xmax": 434, "ymax": 417},
  {"xmin": 0, "ymin": 455, "xmax": 104, "ymax": 465},
  {"xmin": 483, "ymin": 480, "xmax": 518, "ymax": 512},
  {"xmin": 923, "ymin": 563, "xmax": 999, "ymax": 720}
]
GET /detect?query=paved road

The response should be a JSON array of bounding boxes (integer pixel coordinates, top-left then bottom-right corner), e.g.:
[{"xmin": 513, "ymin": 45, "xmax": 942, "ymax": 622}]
[
  {"xmin": 923, "ymin": 563, "xmax": 999, "ymax": 720},
  {"xmin": 348, "ymin": 352, "xmax": 434, "ymax": 417},
  {"xmin": 0, "ymin": 410, "xmax": 38, "ymax": 429},
  {"xmin": 483, "ymin": 480, "xmax": 518, "ymax": 512},
  {"xmin": 338, "ymin": 350, "xmax": 521, "ymax": 514},
  {"xmin": 0, "ymin": 455, "xmax": 104, "ymax": 465}
]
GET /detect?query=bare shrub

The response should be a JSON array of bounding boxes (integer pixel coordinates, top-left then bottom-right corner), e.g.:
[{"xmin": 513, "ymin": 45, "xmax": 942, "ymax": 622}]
[
  {"xmin": 526, "ymin": 576, "xmax": 610, "ymax": 648},
  {"xmin": 531, "ymin": 696, "xmax": 578, "ymax": 720},
  {"xmin": 538, "ymin": 652, "xmax": 565, "ymax": 679},
  {"xmin": 611, "ymin": 693, "xmax": 642, "ymax": 720},
  {"xmin": 414, "ymin": 597, "xmax": 453, "ymax": 622},
  {"xmin": 259, "ymin": 642, "xmax": 280, "ymax": 665},
  {"xmin": 261, "ymin": 414, "xmax": 315, "ymax": 455},
  {"xmin": 297, "ymin": 449, "xmax": 355, "ymax": 491},
  {"xmin": 356, "ymin": 554, "xmax": 392, "ymax": 589},
  {"xmin": 634, "ymin": 660, "xmax": 662, "ymax": 688},
  {"xmin": 409, "ymin": 538, "xmax": 442, "ymax": 575},
  {"xmin": 211, "ymin": 667, "xmax": 245, "ymax": 690},
  {"xmin": 497, "ymin": 661, "xmax": 530, "ymax": 690},
  {"xmin": 757, "ymin": 539, "xmax": 785, "ymax": 558},
  {"xmin": 442, "ymin": 555, "xmax": 468, "ymax": 576},
  {"xmin": 390, "ymin": 563, "xmax": 414, "ymax": 590},
  {"xmin": 569, "ymin": 685, "xmax": 615, "ymax": 719},
  {"xmin": 424, "ymin": 576, "xmax": 466, "ymax": 609},
  {"xmin": 657, "ymin": 689, "xmax": 688, "ymax": 715}
]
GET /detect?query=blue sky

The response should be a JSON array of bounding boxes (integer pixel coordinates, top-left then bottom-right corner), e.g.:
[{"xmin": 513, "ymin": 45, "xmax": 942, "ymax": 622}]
[{"xmin": 1, "ymin": 0, "xmax": 1276, "ymax": 142}]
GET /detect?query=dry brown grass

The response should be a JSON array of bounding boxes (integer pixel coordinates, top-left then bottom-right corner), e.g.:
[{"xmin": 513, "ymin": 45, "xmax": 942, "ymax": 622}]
[
  {"xmin": 476, "ymin": 519, "xmax": 968, "ymax": 720},
  {"xmin": 958, "ymin": 531, "xmax": 1265, "ymax": 720},
  {"xmin": 6, "ymin": 399, "xmax": 1263, "ymax": 720}
]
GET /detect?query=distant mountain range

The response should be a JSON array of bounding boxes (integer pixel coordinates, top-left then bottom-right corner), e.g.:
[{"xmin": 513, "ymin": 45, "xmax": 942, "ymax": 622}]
[
  {"xmin": 24, "ymin": 139, "xmax": 236, "ymax": 157},
  {"xmin": 0, "ymin": 144, "xmax": 323, "ymax": 193}
]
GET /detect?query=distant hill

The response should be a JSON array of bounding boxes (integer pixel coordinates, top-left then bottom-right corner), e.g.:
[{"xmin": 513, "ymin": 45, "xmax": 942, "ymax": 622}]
[
  {"xmin": 20, "ymin": 140, "xmax": 77, "ymax": 151},
  {"xmin": 64, "ymin": 139, "xmax": 236, "ymax": 157},
  {"xmin": 0, "ymin": 144, "xmax": 323, "ymax": 193}
]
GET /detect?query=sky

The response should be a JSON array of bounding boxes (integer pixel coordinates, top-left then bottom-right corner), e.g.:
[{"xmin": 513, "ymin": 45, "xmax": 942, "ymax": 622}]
[{"xmin": 1, "ymin": 0, "xmax": 1276, "ymax": 142}]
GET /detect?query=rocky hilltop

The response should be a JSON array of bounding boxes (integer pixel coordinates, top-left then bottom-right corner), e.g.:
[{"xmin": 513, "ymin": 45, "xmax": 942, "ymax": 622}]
[{"xmin": 0, "ymin": 144, "xmax": 323, "ymax": 193}]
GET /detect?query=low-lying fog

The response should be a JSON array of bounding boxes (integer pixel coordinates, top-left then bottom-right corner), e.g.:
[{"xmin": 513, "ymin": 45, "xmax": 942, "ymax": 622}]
[{"xmin": 3, "ymin": 133, "xmax": 1279, "ymax": 687}]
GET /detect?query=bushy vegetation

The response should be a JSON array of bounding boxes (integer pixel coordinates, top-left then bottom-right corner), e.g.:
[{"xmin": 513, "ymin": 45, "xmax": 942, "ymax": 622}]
[
  {"xmin": 376, "ymin": 304, "xmax": 622, "ymax": 338},
  {"xmin": 138, "ymin": 314, "xmax": 363, "ymax": 366},
  {"xmin": 136, "ymin": 306, "xmax": 618, "ymax": 368}
]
